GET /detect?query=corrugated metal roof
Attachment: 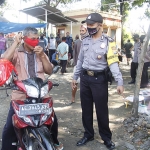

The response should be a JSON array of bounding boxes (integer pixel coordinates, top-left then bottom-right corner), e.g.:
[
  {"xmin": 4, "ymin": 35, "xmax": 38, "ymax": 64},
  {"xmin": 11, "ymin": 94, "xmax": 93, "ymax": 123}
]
[{"xmin": 21, "ymin": 4, "xmax": 78, "ymax": 24}]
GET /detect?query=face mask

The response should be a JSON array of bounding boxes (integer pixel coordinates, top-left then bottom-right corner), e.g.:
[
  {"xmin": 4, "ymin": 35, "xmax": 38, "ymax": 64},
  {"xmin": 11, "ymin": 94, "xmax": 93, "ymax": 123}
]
[
  {"xmin": 87, "ymin": 25, "xmax": 99, "ymax": 36},
  {"xmin": 24, "ymin": 37, "xmax": 39, "ymax": 47}
]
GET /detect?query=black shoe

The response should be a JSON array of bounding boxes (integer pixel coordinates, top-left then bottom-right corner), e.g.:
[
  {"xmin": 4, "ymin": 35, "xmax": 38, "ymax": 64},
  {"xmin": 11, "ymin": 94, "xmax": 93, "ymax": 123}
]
[
  {"xmin": 128, "ymin": 79, "xmax": 135, "ymax": 84},
  {"xmin": 104, "ymin": 141, "xmax": 115, "ymax": 150},
  {"xmin": 76, "ymin": 137, "xmax": 94, "ymax": 146},
  {"xmin": 140, "ymin": 85, "xmax": 147, "ymax": 88}
]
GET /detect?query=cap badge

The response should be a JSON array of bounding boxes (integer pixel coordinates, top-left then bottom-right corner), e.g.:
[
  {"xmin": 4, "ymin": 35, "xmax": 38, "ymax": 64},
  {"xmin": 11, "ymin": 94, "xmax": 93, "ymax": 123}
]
[
  {"xmin": 88, "ymin": 15, "xmax": 91, "ymax": 19},
  {"xmin": 100, "ymin": 43, "xmax": 106, "ymax": 49},
  {"xmin": 97, "ymin": 55, "xmax": 102, "ymax": 59}
]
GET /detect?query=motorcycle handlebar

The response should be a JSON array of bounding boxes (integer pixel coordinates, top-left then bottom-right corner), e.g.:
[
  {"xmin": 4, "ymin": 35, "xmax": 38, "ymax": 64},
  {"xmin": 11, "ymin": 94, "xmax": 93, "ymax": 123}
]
[
  {"xmin": 52, "ymin": 83, "xmax": 59, "ymax": 87},
  {"xmin": 0, "ymin": 87, "xmax": 11, "ymax": 90},
  {"xmin": 0, "ymin": 84, "xmax": 19, "ymax": 91}
]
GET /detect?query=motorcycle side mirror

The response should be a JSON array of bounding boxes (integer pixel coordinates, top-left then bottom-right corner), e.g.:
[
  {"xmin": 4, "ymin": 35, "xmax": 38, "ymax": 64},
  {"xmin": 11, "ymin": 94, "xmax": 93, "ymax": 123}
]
[
  {"xmin": 52, "ymin": 66, "xmax": 60, "ymax": 74},
  {"xmin": 5, "ymin": 74, "xmax": 13, "ymax": 85},
  {"xmin": 5, "ymin": 70, "xmax": 17, "ymax": 86},
  {"xmin": 42, "ymin": 66, "xmax": 60, "ymax": 86}
]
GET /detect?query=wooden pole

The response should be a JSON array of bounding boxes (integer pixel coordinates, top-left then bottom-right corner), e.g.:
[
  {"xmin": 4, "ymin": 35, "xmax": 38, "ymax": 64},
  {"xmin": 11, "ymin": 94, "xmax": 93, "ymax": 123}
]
[{"xmin": 131, "ymin": 25, "xmax": 150, "ymax": 117}]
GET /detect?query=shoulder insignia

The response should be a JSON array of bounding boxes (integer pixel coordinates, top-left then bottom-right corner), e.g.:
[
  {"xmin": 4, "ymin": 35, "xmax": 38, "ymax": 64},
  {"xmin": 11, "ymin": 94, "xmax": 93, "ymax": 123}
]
[
  {"xmin": 103, "ymin": 34, "xmax": 114, "ymax": 42},
  {"xmin": 83, "ymin": 35, "xmax": 90, "ymax": 40},
  {"xmin": 82, "ymin": 35, "xmax": 90, "ymax": 42}
]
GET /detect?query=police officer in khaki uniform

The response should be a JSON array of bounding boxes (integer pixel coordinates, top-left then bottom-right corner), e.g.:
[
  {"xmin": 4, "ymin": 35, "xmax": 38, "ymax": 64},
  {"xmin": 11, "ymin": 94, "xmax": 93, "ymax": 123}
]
[{"xmin": 71, "ymin": 13, "xmax": 124, "ymax": 150}]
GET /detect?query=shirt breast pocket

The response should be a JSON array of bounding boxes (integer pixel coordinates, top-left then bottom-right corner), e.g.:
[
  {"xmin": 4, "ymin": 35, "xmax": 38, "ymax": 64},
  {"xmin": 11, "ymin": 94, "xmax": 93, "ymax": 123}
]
[
  {"xmin": 83, "ymin": 46, "xmax": 89, "ymax": 58},
  {"xmin": 93, "ymin": 49, "xmax": 106, "ymax": 62}
]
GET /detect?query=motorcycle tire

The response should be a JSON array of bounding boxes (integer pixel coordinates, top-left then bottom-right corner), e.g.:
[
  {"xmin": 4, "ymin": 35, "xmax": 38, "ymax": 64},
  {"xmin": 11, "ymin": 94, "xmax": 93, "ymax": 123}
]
[{"xmin": 32, "ymin": 139, "xmax": 43, "ymax": 150}]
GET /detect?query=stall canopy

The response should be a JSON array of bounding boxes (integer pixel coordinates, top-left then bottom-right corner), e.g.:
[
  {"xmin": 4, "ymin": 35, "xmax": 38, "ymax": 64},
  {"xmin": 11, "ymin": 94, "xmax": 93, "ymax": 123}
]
[
  {"xmin": 0, "ymin": 22, "xmax": 46, "ymax": 34},
  {"xmin": 21, "ymin": 4, "xmax": 78, "ymax": 24}
]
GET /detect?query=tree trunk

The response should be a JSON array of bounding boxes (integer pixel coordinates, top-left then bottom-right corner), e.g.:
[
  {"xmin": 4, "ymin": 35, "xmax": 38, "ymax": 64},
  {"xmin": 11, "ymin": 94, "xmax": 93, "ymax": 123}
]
[
  {"xmin": 131, "ymin": 25, "xmax": 150, "ymax": 117},
  {"xmin": 48, "ymin": 0, "xmax": 50, "ymax": 5}
]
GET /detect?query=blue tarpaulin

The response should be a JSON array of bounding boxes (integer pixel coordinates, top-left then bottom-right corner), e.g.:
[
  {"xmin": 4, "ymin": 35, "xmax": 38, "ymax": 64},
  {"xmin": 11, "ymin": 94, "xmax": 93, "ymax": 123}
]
[{"xmin": 0, "ymin": 22, "xmax": 47, "ymax": 34}]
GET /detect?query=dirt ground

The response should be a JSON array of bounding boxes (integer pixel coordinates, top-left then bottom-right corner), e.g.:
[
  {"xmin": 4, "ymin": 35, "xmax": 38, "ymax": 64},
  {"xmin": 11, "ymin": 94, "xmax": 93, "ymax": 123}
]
[{"xmin": 0, "ymin": 62, "xmax": 137, "ymax": 150}]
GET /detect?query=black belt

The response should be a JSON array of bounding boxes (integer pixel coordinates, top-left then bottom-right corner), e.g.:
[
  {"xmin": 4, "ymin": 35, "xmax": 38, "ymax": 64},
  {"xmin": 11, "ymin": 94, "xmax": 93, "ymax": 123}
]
[{"xmin": 83, "ymin": 69, "xmax": 104, "ymax": 77}]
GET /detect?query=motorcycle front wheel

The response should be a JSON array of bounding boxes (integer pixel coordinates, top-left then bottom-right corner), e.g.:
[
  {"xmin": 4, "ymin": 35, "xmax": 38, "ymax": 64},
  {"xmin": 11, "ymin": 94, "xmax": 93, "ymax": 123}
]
[{"xmin": 32, "ymin": 138, "xmax": 43, "ymax": 150}]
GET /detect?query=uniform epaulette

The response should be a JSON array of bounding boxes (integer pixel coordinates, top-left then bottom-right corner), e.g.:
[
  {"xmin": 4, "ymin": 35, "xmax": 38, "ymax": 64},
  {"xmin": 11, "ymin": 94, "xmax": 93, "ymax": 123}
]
[
  {"xmin": 82, "ymin": 35, "xmax": 90, "ymax": 42},
  {"xmin": 82, "ymin": 35, "xmax": 90, "ymax": 40},
  {"xmin": 103, "ymin": 34, "xmax": 114, "ymax": 42}
]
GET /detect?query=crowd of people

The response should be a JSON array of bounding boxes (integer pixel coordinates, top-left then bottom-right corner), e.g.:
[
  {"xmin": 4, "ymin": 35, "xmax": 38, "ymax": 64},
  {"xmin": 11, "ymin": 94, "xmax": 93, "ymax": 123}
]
[
  {"xmin": 0, "ymin": 11, "xmax": 149, "ymax": 150},
  {"xmin": 123, "ymin": 34, "xmax": 150, "ymax": 88}
]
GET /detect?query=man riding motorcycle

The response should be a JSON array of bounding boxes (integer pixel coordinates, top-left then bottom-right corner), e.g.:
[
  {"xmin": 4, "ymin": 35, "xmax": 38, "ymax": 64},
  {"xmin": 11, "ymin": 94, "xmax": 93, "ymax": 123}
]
[{"xmin": 1, "ymin": 27, "xmax": 63, "ymax": 150}]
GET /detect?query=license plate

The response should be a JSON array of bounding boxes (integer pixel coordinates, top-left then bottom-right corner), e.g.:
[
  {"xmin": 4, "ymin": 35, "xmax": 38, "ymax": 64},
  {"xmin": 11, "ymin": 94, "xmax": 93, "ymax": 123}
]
[{"xmin": 19, "ymin": 103, "xmax": 49, "ymax": 116}]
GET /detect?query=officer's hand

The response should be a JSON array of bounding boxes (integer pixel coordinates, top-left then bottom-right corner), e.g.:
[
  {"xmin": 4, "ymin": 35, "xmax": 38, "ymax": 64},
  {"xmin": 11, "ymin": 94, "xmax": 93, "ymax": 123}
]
[
  {"xmin": 34, "ymin": 46, "xmax": 44, "ymax": 57},
  {"xmin": 117, "ymin": 86, "xmax": 124, "ymax": 95},
  {"xmin": 71, "ymin": 80, "xmax": 77, "ymax": 90}
]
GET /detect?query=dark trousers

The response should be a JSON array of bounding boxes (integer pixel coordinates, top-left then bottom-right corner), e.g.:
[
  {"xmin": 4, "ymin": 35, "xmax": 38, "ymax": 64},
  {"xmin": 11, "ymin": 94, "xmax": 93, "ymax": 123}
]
[
  {"xmin": 141, "ymin": 62, "xmax": 149, "ymax": 88},
  {"xmin": 49, "ymin": 49, "xmax": 56, "ymax": 62},
  {"xmin": 130, "ymin": 62, "xmax": 138, "ymax": 80},
  {"xmin": 80, "ymin": 71, "xmax": 112, "ymax": 142},
  {"xmin": 1, "ymin": 102, "xmax": 59, "ymax": 150},
  {"xmin": 60, "ymin": 60, "xmax": 67, "ymax": 73},
  {"xmin": 69, "ymin": 46, "xmax": 73, "ymax": 59}
]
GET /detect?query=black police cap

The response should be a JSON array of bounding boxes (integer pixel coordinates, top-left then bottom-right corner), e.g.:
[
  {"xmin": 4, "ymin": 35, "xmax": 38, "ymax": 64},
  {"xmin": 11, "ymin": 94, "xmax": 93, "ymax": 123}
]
[
  {"xmin": 133, "ymin": 34, "xmax": 139, "ymax": 39},
  {"xmin": 84, "ymin": 13, "xmax": 103, "ymax": 24}
]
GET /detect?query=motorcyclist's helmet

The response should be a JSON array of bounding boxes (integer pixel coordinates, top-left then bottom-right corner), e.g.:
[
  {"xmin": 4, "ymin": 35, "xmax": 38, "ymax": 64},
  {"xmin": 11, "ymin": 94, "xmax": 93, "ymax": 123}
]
[{"xmin": 0, "ymin": 59, "xmax": 17, "ymax": 86}]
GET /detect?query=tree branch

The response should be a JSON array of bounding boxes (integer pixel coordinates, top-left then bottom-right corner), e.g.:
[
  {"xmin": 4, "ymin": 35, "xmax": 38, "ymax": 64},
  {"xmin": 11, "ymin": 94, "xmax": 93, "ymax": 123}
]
[
  {"xmin": 139, "ymin": 25, "xmax": 146, "ymax": 34},
  {"xmin": 61, "ymin": 0, "xmax": 67, "ymax": 5},
  {"xmin": 54, "ymin": 0, "xmax": 62, "ymax": 7},
  {"xmin": 44, "ymin": 0, "xmax": 47, "ymax": 3},
  {"xmin": 44, "ymin": 0, "xmax": 51, "ymax": 5},
  {"xmin": 48, "ymin": 0, "xmax": 51, "ymax": 5}
]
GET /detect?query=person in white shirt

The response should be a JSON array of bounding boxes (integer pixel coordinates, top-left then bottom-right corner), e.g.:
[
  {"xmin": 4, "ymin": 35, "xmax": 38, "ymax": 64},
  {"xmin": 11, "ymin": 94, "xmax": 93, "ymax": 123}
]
[
  {"xmin": 48, "ymin": 33, "xmax": 56, "ymax": 61},
  {"xmin": 57, "ymin": 37, "xmax": 68, "ymax": 75}
]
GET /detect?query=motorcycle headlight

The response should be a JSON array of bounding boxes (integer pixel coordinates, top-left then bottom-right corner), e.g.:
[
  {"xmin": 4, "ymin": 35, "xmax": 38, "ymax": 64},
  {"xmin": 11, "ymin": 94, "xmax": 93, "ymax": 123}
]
[
  {"xmin": 41, "ymin": 84, "xmax": 49, "ymax": 97},
  {"xmin": 24, "ymin": 85, "xmax": 39, "ymax": 98}
]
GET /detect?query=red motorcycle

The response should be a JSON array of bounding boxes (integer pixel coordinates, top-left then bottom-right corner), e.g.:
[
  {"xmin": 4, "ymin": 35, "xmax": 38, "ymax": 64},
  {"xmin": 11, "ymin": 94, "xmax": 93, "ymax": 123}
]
[{"xmin": 0, "ymin": 59, "xmax": 60, "ymax": 150}]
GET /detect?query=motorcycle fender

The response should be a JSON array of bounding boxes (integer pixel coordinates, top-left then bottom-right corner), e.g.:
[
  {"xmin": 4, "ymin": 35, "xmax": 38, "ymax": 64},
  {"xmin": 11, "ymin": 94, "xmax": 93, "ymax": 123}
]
[
  {"xmin": 28, "ymin": 139, "xmax": 33, "ymax": 150},
  {"xmin": 31, "ymin": 126, "xmax": 55, "ymax": 150}
]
